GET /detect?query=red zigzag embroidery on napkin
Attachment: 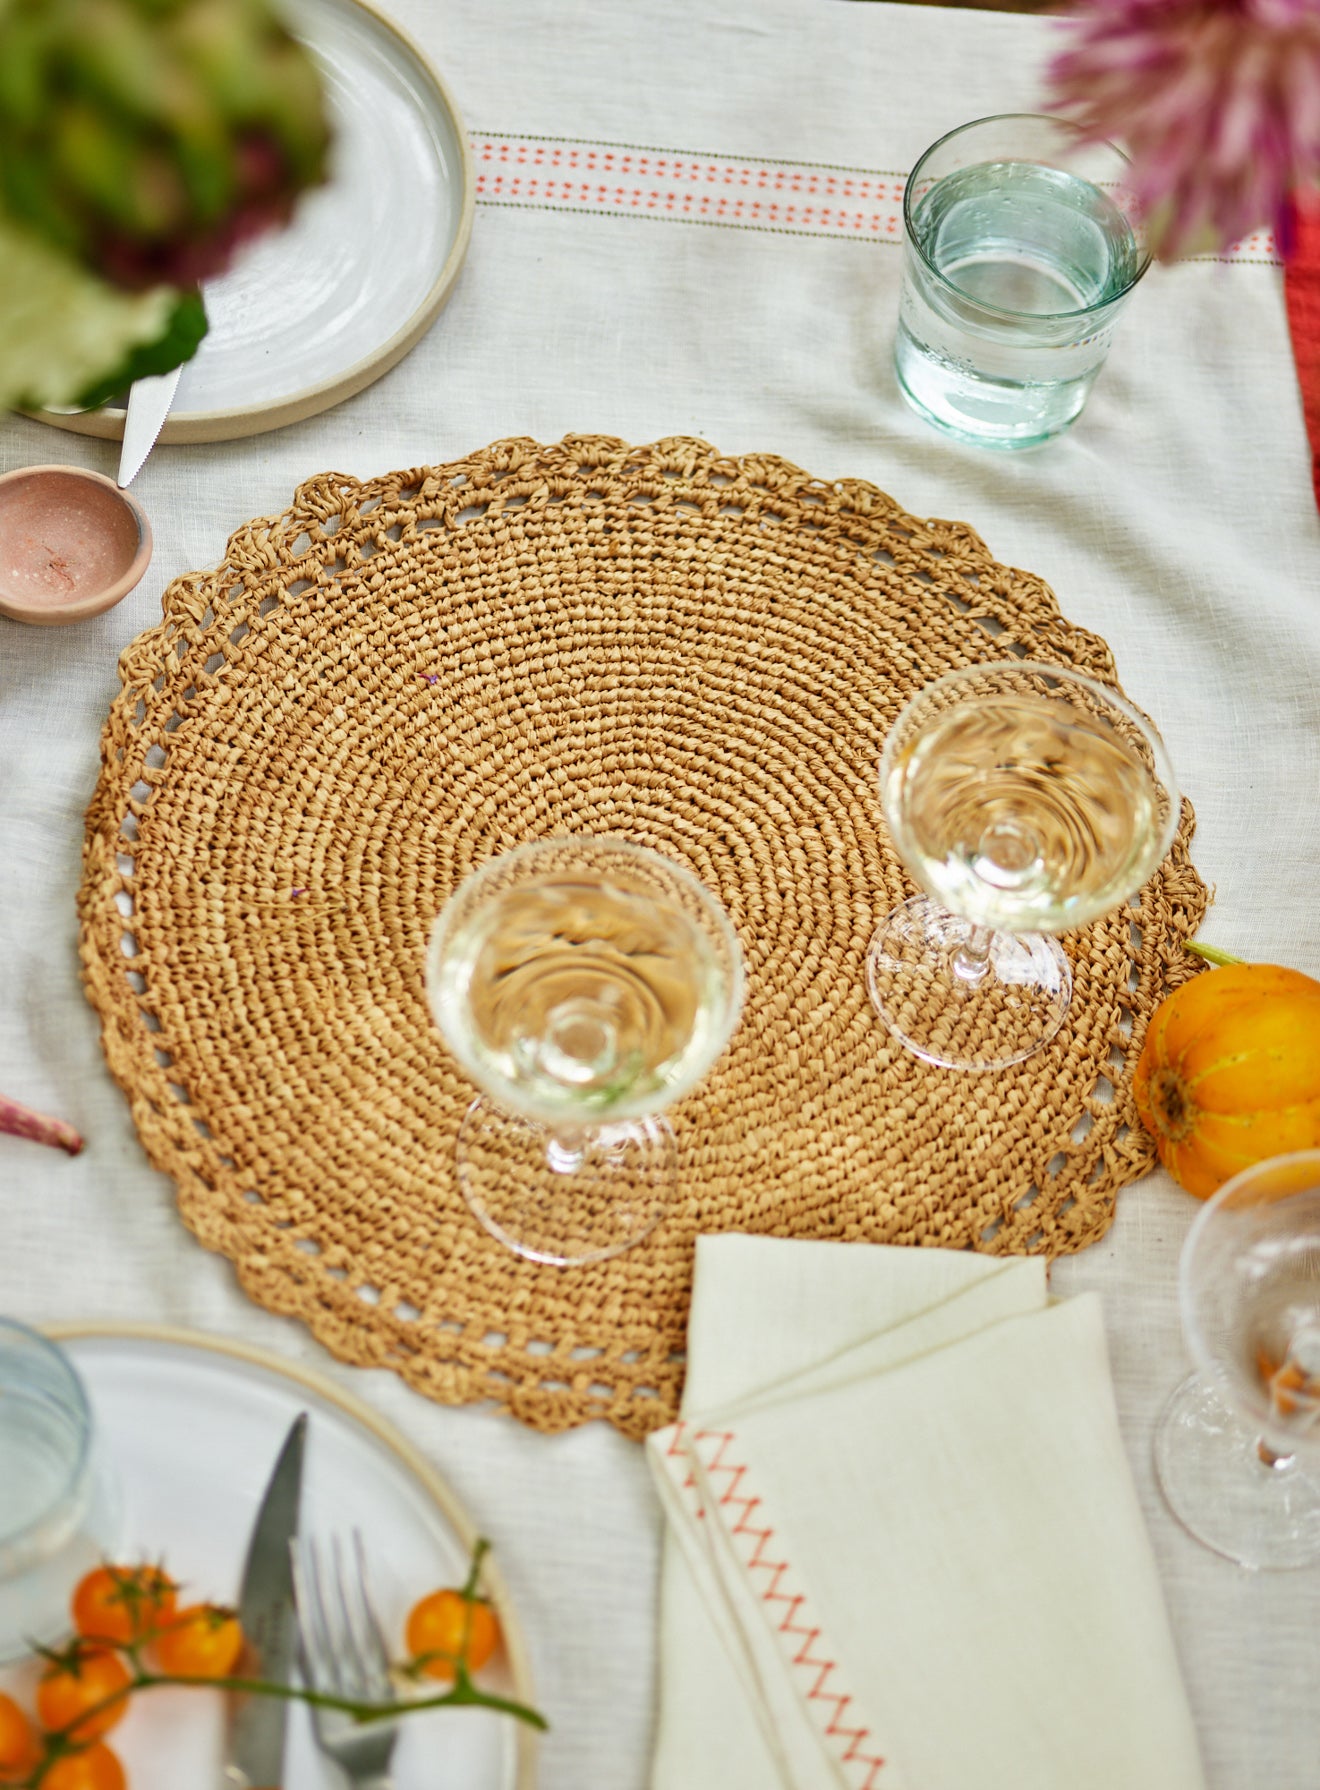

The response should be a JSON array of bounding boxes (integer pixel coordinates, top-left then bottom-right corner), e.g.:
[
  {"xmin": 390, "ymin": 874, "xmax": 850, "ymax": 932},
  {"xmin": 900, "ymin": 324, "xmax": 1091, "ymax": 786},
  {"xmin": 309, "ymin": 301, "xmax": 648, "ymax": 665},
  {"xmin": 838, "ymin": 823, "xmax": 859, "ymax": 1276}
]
[{"xmin": 670, "ymin": 1422, "xmax": 890, "ymax": 1789}]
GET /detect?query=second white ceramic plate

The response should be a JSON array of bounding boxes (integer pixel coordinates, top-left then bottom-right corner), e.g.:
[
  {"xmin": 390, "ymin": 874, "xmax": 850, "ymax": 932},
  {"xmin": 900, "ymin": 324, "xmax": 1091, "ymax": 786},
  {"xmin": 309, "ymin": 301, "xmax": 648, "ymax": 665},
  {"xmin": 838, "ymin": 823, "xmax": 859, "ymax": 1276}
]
[{"xmin": 35, "ymin": 0, "xmax": 474, "ymax": 442}]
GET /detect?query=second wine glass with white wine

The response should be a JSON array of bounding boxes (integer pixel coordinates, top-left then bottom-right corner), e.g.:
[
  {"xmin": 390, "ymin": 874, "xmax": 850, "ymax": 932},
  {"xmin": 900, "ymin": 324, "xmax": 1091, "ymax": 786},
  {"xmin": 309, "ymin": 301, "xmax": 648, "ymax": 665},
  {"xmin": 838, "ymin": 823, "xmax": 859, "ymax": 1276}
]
[
  {"xmin": 867, "ymin": 660, "xmax": 1178, "ymax": 1071},
  {"xmin": 426, "ymin": 838, "xmax": 744, "ymax": 1265}
]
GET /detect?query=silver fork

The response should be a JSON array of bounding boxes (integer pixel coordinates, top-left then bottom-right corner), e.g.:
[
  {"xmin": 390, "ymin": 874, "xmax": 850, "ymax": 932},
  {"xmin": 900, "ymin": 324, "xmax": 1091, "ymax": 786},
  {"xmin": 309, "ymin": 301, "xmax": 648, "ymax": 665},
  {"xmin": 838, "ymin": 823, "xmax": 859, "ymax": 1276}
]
[{"xmin": 292, "ymin": 1532, "xmax": 400, "ymax": 1790}]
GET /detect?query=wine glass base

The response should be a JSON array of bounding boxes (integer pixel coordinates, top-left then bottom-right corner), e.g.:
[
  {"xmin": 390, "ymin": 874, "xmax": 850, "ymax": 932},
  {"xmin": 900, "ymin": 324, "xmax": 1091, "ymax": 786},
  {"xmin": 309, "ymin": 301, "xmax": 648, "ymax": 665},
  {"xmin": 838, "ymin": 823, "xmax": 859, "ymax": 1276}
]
[
  {"xmin": 456, "ymin": 1097, "xmax": 676, "ymax": 1266},
  {"xmin": 865, "ymin": 897, "xmax": 1072, "ymax": 1072},
  {"xmin": 1154, "ymin": 1372, "xmax": 1320, "ymax": 1570}
]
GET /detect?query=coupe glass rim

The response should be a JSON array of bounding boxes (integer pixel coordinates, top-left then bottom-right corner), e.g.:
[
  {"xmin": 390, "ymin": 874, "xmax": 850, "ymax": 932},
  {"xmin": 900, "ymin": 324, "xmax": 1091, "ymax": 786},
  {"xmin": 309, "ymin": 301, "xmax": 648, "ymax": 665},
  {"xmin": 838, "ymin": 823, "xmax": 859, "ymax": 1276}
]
[
  {"xmin": 0, "ymin": 1316, "xmax": 92, "ymax": 1555},
  {"xmin": 878, "ymin": 657, "xmax": 1181, "ymax": 923},
  {"xmin": 425, "ymin": 834, "xmax": 745, "ymax": 1120},
  {"xmin": 903, "ymin": 111, "xmax": 1152, "ymax": 322}
]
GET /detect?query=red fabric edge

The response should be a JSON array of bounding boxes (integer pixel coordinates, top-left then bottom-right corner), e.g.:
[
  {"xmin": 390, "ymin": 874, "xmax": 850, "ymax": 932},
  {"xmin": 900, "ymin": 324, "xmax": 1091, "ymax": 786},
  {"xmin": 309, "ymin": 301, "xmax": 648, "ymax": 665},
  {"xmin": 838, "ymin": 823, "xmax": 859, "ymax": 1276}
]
[{"xmin": 1284, "ymin": 195, "xmax": 1320, "ymax": 510}]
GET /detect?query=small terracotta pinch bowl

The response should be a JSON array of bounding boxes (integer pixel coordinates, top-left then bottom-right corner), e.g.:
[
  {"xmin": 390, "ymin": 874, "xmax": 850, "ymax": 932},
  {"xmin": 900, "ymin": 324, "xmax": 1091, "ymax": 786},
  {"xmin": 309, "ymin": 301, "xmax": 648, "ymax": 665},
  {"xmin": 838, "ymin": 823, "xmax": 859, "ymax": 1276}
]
[{"xmin": 0, "ymin": 464, "xmax": 152, "ymax": 626}]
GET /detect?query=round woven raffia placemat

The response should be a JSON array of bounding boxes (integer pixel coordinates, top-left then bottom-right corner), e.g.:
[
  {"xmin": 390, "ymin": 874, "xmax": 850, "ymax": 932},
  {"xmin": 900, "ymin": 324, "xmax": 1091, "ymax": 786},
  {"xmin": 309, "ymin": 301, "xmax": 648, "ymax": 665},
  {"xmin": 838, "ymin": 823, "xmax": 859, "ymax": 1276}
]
[{"xmin": 80, "ymin": 434, "xmax": 1207, "ymax": 1439}]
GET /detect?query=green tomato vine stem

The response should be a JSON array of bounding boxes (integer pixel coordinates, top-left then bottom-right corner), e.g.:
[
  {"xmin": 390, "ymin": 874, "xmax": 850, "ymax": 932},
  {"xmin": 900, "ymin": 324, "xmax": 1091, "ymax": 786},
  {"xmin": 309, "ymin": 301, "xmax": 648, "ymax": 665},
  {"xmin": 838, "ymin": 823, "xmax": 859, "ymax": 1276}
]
[
  {"xmin": 130, "ymin": 1666, "xmax": 548, "ymax": 1730},
  {"xmin": 460, "ymin": 1535, "xmax": 492, "ymax": 1603},
  {"xmin": 37, "ymin": 1660, "xmax": 545, "ymax": 1757}
]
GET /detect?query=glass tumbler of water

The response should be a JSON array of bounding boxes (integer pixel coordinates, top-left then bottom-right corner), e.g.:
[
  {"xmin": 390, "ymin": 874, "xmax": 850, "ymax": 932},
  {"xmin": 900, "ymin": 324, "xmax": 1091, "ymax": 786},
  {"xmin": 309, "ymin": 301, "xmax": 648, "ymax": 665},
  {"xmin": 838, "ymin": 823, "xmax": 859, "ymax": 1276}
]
[
  {"xmin": 895, "ymin": 114, "xmax": 1150, "ymax": 449},
  {"xmin": 427, "ymin": 837, "xmax": 744, "ymax": 1266},
  {"xmin": 0, "ymin": 1319, "xmax": 120, "ymax": 1663}
]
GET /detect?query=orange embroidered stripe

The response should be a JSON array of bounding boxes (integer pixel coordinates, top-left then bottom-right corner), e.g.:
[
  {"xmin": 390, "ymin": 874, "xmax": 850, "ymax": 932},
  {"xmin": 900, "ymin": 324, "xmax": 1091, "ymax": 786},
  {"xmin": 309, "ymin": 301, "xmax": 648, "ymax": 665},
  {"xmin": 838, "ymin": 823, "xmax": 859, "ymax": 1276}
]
[
  {"xmin": 472, "ymin": 132, "xmax": 907, "ymax": 242},
  {"xmin": 663, "ymin": 1422, "xmax": 893, "ymax": 1787},
  {"xmin": 471, "ymin": 131, "xmax": 1282, "ymax": 262}
]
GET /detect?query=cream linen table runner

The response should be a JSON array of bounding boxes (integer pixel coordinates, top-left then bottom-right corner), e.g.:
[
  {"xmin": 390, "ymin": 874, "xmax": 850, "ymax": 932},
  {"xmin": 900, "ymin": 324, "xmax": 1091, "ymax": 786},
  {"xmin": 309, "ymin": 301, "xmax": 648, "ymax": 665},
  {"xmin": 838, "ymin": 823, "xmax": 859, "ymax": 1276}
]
[{"xmin": 647, "ymin": 1237, "xmax": 1206, "ymax": 1790}]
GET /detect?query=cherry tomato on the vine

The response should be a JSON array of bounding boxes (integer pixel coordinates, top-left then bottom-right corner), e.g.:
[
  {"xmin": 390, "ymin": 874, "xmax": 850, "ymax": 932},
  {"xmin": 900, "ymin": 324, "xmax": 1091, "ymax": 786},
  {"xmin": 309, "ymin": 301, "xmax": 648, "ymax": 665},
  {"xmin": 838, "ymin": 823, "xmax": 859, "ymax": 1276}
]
[
  {"xmin": 0, "ymin": 1691, "xmax": 40, "ymax": 1783},
  {"xmin": 72, "ymin": 1563, "xmax": 177, "ymax": 1646},
  {"xmin": 152, "ymin": 1603, "xmax": 244, "ymax": 1679},
  {"xmin": 36, "ymin": 1646, "xmax": 132, "ymax": 1743},
  {"xmin": 40, "ymin": 1742, "xmax": 126, "ymax": 1790},
  {"xmin": 405, "ymin": 1587, "xmax": 500, "ymax": 1681}
]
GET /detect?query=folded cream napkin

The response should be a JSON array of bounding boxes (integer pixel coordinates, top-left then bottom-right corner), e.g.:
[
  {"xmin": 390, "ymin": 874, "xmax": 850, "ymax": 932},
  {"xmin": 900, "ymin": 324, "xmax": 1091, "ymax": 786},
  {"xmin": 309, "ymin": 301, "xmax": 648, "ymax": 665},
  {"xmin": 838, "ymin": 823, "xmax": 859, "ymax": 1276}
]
[{"xmin": 646, "ymin": 1237, "xmax": 1206, "ymax": 1790}]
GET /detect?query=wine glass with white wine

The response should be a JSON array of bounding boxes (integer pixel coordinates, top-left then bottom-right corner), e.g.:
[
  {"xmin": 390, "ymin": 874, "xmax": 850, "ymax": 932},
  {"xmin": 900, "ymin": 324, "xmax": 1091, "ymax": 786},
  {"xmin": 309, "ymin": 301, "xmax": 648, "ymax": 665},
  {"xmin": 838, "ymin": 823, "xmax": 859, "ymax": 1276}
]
[
  {"xmin": 867, "ymin": 660, "xmax": 1178, "ymax": 1071},
  {"xmin": 426, "ymin": 838, "xmax": 744, "ymax": 1265},
  {"xmin": 1154, "ymin": 1150, "xmax": 1320, "ymax": 1570}
]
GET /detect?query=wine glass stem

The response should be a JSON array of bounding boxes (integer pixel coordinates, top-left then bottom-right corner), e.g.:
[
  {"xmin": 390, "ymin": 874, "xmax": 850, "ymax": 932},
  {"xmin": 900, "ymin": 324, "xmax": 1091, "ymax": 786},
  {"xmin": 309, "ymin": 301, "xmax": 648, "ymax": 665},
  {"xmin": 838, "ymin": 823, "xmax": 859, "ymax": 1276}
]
[
  {"xmin": 951, "ymin": 922, "xmax": 993, "ymax": 987},
  {"xmin": 545, "ymin": 1127, "xmax": 587, "ymax": 1175}
]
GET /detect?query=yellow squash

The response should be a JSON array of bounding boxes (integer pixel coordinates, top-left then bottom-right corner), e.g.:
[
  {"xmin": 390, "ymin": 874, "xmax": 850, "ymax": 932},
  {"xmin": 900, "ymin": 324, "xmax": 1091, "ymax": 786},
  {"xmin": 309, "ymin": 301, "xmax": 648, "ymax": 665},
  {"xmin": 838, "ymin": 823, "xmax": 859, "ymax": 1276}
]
[{"xmin": 1133, "ymin": 961, "xmax": 1320, "ymax": 1199}]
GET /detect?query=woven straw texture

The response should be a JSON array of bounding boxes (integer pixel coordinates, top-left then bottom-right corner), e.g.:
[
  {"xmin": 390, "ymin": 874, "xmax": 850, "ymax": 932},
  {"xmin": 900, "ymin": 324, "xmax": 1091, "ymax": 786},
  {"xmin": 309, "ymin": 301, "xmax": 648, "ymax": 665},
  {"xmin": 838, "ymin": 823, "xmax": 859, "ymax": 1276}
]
[{"xmin": 80, "ymin": 435, "xmax": 1207, "ymax": 1439}]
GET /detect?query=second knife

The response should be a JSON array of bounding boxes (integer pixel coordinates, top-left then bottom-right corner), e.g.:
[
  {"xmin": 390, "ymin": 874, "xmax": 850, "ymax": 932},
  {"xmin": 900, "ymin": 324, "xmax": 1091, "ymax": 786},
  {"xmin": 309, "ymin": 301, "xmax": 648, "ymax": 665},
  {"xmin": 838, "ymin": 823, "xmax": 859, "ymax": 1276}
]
[{"xmin": 117, "ymin": 365, "xmax": 183, "ymax": 489}]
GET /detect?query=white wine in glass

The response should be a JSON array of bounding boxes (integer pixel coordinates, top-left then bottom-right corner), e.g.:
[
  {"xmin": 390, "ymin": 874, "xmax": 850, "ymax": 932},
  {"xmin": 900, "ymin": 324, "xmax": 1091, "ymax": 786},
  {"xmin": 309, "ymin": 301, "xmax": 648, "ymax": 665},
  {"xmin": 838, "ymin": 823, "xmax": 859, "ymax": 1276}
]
[
  {"xmin": 1155, "ymin": 1150, "xmax": 1320, "ymax": 1570},
  {"xmin": 427, "ymin": 838, "xmax": 744, "ymax": 1264},
  {"xmin": 868, "ymin": 661, "xmax": 1178, "ymax": 1071}
]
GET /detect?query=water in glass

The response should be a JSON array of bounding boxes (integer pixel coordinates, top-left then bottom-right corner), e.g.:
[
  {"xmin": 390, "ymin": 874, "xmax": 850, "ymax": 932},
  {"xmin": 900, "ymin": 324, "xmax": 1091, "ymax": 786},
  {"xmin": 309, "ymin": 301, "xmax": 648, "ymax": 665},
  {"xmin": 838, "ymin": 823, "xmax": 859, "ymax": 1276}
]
[
  {"xmin": 897, "ymin": 159, "xmax": 1143, "ymax": 448},
  {"xmin": 0, "ymin": 1324, "xmax": 117, "ymax": 1662}
]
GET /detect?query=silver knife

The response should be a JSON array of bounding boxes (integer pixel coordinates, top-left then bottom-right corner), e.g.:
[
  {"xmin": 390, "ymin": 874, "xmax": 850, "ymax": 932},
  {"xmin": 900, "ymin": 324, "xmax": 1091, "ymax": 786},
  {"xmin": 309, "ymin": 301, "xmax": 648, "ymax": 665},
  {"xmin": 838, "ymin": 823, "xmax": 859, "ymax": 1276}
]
[
  {"xmin": 117, "ymin": 365, "xmax": 183, "ymax": 488},
  {"xmin": 224, "ymin": 1412, "xmax": 308, "ymax": 1790}
]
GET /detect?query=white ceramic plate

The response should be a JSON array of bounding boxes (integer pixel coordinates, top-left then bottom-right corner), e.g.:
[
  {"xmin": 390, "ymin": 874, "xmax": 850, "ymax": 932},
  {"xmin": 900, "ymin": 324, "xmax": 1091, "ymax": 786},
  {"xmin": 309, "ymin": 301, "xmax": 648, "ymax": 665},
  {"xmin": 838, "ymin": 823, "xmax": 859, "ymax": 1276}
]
[
  {"xmin": 11, "ymin": 1326, "xmax": 536, "ymax": 1790},
  {"xmin": 34, "ymin": 0, "xmax": 474, "ymax": 443}
]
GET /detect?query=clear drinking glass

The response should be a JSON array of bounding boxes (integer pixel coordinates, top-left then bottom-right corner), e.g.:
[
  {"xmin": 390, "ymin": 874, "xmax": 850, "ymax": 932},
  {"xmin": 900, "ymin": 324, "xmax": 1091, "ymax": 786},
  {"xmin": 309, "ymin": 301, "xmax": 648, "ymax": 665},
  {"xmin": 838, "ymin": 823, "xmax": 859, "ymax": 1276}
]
[
  {"xmin": 1155, "ymin": 1151, "xmax": 1320, "ymax": 1570},
  {"xmin": 895, "ymin": 114, "xmax": 1150, "ymax": 449},
  {"xmin": 0, "ymin": 1319, "xmax": 121, "ymax": 1662},
  {"xmin": 866, "ymin": 660, "xmax": 1178, "ymax": 1072},
  {"xmin": 426, "ymin": 838, "xmax": 744, "ymax": 1265}
]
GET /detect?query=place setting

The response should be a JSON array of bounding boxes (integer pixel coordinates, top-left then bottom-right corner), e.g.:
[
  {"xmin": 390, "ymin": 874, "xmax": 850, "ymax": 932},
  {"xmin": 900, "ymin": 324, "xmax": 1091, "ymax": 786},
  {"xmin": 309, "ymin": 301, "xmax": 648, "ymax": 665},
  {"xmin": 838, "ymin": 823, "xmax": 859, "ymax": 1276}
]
[
  {"xmin": 72, "ymin": 429, "xmax": 1207, "ymax": 1440},
  {"xmin": 2, "ymin": 1, "xmax": 1320, "ymax": 1788},
  {"xmin": 0, "ymin": 1316, "xmax": 540, "ymax": 1789},
  {"xmin": 22, "ymin": 0, "xmax": 474, "ymax": 449}
]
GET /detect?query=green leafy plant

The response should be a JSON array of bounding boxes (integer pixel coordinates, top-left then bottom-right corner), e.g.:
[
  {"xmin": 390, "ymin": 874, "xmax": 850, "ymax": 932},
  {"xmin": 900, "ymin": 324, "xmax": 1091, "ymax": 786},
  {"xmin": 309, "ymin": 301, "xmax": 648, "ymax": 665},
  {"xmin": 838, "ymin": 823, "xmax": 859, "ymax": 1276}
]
[{"xmin": 0, "ymin": 0, "xmax": 331, "ymax": 413}]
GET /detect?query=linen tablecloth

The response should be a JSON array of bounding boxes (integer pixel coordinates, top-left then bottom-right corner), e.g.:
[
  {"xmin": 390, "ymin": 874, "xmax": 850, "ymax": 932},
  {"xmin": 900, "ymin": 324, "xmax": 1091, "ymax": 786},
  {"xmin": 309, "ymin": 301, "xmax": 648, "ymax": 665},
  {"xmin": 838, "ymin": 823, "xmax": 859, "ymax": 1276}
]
[{"xmin": 1, "ymin": 3, "xmax": 1317, "ymax": 1786}]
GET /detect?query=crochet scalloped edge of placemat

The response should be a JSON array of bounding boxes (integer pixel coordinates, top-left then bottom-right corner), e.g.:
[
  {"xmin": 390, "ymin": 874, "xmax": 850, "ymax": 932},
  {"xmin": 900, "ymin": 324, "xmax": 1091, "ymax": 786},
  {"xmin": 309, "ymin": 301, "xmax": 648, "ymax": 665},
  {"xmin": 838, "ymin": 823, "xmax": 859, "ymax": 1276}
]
[{"xmin": 78, "ymin": 434, "xmax": 1208, "ymax": 1439}]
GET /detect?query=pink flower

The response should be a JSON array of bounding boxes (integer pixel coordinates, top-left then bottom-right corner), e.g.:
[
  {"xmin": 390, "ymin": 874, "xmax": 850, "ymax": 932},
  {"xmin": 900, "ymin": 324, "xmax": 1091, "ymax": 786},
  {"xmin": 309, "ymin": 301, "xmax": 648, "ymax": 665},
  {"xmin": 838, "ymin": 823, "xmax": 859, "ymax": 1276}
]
[{"xmin": 1045, "ymin": 0, "xmax": 1320, "ymax": 260}]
